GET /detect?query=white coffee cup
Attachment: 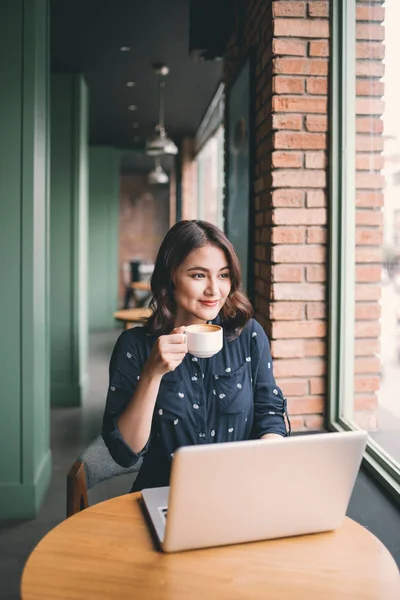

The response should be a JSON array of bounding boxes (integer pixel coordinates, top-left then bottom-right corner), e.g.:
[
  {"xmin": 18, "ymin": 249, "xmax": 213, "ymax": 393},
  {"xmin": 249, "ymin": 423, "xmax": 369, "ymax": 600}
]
[{"xmin": 184, "ymin": 324, "xmax": 223, "ymax": 359}]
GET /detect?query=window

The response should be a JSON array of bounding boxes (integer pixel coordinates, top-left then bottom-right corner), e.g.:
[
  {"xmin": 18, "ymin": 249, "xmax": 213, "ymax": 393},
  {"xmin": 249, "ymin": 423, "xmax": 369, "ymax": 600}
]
[
  {"xmin": 193, "ymin": 84, "xmax": 225, "ymax": 228},
  {"xmin": 330, "ymin": 0, "xmax": 400, "ymax": 503},
  {"xmin": 196, "ymin": 126, "xmax": 224, "ymax": 228}
]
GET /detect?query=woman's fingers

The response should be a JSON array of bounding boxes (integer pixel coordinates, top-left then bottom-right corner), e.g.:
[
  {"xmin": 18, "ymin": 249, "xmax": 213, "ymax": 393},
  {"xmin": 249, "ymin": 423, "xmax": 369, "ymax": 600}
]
[
  {"xmin": 163, "ymin": 344, "xmax": 187, "ymax": 354},
  {"xmin": 151, "ymin": 328, "xmax": 188, "ymax": 374},
  {"xmin": 158, "ymin": 333, "xmax": 186, "ymax": 347},
  {"xmin": 165, "ymin": 333, "xmax": 186, "ymax": 344},
  {"xmin": 162, "ymin": 352, "xmax": 187, "ymax": 363},
  {"xmin": 158, "ymin": 333, "xmax": 187, "ymax": 354},
  {"xmin": 171, "ymin": 326, "xmax": 186, "ymax": 335}
]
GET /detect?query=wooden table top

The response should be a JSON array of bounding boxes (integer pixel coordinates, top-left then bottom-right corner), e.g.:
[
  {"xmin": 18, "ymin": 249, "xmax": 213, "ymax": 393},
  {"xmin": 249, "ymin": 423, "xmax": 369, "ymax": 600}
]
[
  {"xmin": 21, "ymin": 493, "xmax": 400, "ymax": 600},
  {"xmin": 130, "ymin": 281, "xmax": 151, "ymax": 291},
  {"xmin": 113, "ymin": 307, "xmax": 152, "ymax": 322}
]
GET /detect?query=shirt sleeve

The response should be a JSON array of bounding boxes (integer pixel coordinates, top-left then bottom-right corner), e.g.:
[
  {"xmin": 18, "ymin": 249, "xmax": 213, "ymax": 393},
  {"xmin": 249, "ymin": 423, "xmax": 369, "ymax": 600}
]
[
  {"xmin": 101, "ymin": 329, "xmax": 150, "ymax": 467},
  {"xmin": 250, "ymin": 320, "xmax": 291, "ymax": 438}
]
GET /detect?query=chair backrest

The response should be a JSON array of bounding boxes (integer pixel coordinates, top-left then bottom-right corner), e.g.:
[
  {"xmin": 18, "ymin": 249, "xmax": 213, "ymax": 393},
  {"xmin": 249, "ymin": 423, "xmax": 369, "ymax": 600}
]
[
  {"xmin": 66, "ymin": 435, "xmax": 142, "ymax": 518},
  {"xmin": 67, "ymin": 460, "xmax": 89, "ymax": 517}
]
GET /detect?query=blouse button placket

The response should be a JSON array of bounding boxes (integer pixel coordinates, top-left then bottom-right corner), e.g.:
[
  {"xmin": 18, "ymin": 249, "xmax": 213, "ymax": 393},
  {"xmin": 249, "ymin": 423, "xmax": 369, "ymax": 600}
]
[{"xmin": 193, "ymin": 359, "xmax": 208, "ymax": 438}]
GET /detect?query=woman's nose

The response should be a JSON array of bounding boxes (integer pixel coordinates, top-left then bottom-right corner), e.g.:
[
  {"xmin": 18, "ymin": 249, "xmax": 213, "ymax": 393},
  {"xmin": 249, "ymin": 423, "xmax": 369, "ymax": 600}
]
[{"xmin": 205, "ymin": 278, "xmax": 218, "ymax": 297}]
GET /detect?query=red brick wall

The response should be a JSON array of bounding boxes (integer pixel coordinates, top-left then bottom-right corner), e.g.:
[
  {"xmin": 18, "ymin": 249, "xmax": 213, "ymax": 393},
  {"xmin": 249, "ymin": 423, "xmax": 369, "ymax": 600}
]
[
  {"xmin": 223, "ymin": 0, "xmax": 385, "ymax": 432},
  {"xmin": 118, "ymin": 174, "xmax": 170, "ymax": 304},
  {"xmin": 354, "ymin": 0, "xmax": 385, "ymax": 429},
  {"xmin": 224, "ymin": 0, "xmax": 330, "ymax": 431}
]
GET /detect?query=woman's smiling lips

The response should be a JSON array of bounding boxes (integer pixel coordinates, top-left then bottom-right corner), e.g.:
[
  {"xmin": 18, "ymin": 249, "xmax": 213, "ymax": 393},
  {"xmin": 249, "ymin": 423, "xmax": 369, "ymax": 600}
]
[{"xmin": 199, "ymin": 300, "xmax": 219, "ymax": 308}]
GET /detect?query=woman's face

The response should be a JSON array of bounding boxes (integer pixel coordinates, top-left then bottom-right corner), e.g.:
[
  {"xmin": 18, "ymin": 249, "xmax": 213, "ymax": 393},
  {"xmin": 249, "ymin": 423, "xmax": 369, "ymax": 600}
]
[{"xmin": 172, "ymin": 243, "xmax": 232, "ymax": 327}]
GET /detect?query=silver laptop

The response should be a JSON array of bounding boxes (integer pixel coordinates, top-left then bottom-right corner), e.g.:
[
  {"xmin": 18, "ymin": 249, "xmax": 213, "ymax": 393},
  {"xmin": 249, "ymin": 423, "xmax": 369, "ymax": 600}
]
[{"xmin": 141, "ymin": 430, "xmax": 367, "ymax": 553}]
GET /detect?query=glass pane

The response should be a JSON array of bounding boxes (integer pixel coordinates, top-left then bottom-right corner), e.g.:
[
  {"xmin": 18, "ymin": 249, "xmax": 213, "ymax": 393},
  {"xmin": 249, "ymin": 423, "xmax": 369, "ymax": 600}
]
[
  {"xmin": 344, "ymin": 0, "xmax": 400, "ymax": 466},
  {"xmin": 196, "ymin": 126, "xmax": 224, "ymax": 227}
]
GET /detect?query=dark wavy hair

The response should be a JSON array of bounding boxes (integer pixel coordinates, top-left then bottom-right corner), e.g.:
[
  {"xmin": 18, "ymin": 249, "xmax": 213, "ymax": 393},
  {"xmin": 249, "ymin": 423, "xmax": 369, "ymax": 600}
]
[{"xmin": 146, "ymin": 220, "xmax": 253, "ymax": 338}]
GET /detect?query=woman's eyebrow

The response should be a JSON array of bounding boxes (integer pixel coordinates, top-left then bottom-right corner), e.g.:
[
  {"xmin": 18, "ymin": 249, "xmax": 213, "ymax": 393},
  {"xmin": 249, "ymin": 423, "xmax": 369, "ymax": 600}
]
[{"xmin": 186, "ymin": 266, "xmax": 230, "ymax": 272}]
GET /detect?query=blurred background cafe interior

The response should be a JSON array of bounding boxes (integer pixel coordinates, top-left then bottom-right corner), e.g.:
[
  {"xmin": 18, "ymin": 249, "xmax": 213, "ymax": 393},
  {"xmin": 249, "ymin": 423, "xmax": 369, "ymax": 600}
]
[{"xmin": 0, "ymin": 0, "xmax": 400, "ymax": 597}]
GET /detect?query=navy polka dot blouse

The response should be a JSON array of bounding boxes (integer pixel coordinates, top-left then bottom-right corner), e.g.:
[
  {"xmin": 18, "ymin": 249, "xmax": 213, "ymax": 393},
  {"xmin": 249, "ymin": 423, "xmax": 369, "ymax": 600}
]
[{"xmin": 102, "ymin": 316, "xmax": 290, "ymax": 492}]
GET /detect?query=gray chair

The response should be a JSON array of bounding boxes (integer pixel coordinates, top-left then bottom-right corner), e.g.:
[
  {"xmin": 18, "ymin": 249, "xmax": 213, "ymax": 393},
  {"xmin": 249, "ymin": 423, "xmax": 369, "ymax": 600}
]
[{"xmin": 66, "ymin": 435, "xmax": 142, "ymax": 518}]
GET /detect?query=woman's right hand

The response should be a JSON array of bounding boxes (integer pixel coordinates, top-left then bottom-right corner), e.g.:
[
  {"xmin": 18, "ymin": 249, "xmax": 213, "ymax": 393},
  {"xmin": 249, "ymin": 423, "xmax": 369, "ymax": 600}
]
[{"xmin": 143, "ymin": 326, "xmax": 188, "ymax": 378}]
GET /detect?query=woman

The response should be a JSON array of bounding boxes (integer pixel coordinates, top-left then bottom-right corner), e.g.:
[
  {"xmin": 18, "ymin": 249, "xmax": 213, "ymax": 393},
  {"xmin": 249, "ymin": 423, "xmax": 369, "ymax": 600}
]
[{"xmin": 102, "ymin": 220, "xmax": 290, "ymax": 491}]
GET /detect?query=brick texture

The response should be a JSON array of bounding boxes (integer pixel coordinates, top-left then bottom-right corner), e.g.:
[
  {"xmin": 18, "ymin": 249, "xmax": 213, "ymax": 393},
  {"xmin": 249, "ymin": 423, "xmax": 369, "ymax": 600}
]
[
  {"xmin": 224, "ymin": 0, "xmax": 330, "ymax": 432},
  {"xmin": 119, "ymin": 175, "xmax": 170, "ymax": 304},
  {"xmin": 270, "ymin": 0, "xmax": 329, "ymax": 435}
]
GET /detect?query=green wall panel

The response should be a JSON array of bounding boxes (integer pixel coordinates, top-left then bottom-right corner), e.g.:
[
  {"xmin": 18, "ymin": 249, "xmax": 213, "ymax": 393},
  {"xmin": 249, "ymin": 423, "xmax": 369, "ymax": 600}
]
[
  {"xmin": 22, "ymin": 0, "xmax": 51, "ymax": 489},
  {"xmin": 88, "ymin": 147, "xmax": 120, "ymax": 330},
  {"xmin": 0, "ymin": 0, "xmax": 23, "ymax": 485},
  {"xmin": 0, "ymin": 0, "xmax": 51, "ymax": 518},
  {"xmin": 50, "ymin": 75, "xmax": 89, "ymax": 407}
]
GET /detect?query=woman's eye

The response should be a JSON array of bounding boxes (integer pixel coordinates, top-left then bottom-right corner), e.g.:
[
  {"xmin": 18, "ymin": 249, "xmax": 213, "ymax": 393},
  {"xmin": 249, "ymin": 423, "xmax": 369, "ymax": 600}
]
[{"xmin": 191, "ymin": 272, "xmax": 230, "ymax": 280}]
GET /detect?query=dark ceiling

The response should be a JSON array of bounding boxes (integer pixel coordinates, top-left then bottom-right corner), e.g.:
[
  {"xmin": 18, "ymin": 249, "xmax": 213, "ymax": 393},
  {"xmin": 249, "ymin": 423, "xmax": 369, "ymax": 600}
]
[{"xmin": 50, "ymin": 0, "xmax": 222, "ymax": 171}]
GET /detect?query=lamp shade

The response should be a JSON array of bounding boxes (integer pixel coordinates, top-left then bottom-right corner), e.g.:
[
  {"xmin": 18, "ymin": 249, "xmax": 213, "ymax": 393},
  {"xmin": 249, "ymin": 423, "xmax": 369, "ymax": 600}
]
[
  {"xmin": 148, "ymin": 164, "xmax": 169, "ymax": 184},
  {"xmin": 145, "ymin": 128, "xmax": 178, "ymax": 156},
  {"xmin": 145, "ymin": 65, "xmax": 178, "ymax": 157}
]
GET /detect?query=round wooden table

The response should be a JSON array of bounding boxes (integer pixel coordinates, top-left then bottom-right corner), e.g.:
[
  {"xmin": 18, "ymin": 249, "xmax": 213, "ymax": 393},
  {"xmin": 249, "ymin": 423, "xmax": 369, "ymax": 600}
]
[
  {"xmin": 21, "ymin": 493, "xmax": 400, "ymax": 600},
  {"xmin": 113, "ymin": 307, "xmax": 152, "ymax": 330},
  {"xmin": 130, "ymin": 281, "xmax": 151, "ymax": 292}
]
